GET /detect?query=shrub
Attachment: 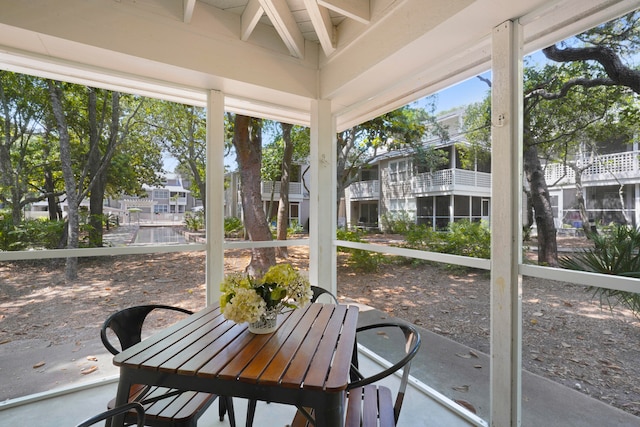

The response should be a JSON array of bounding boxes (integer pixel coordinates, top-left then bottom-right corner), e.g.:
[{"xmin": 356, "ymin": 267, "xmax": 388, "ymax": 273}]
[
  {"xmin": 559, "ymin": 224, "xmax": 640, "ymax": 318},
  {"xmin": 441, "ymin": 220, "xmax": 491, "ymax": 259},
  {"xmin": 335, "ymin": 228, "xmax": 385, "ymax": 272},
  {"xmin": 22, "ymin": 218, "xmax": 66, "ymax": 249},
  {"xmin": 287, "ymin": 219, "xmax": 304, "ymax": 236},
  {"xmin": 224, "ymin": 216, "xmax": 244, "ymax": 237},
  {"xmin": 184, "ymin": 210, "xmax": 205, "ymax": 232},
  {"xmin": 402, "ymin": 223, "xmax": 438, "ymax": 250},
  {"xmin": 0, "ymin": 210, "xmax": 27, "ymax": 251},
  {"xmin": 380, "ymin": 211, "xmax": 414, "ymax": 234},
  {"xmin": 0, "ymin": 214, "xmax": 65, "ymax": 251}
]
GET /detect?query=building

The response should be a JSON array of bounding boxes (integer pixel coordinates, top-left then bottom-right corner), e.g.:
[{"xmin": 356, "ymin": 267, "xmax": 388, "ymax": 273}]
[
  {"xmin": 120, "ymin": 173, "xmax": 196, "ymax": 224},
  {"xmin": 225, "ymin": 164, "xmax": 311, "ymax": 231},
  {"xmin": 346, "ymin": 109, "xmax": 491, "ymax": 230},
  {"xmin": 346, "ymin": 108, "xmax": 640, "ymax": 233},
  {"xmin": 545, "ymin": 139, "xmax": 640, "ymax": 230}
]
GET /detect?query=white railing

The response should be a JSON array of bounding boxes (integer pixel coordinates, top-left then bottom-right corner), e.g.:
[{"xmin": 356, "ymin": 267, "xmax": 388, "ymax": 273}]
[
  {"xmin": 261, "ymin": 181, "xmax": 304, "ymax": 196},
  {"xmin": 412, "ymin": 169, "xmax": 491, "ymax": 194},
  {"xmin": 347, "ymin": 180, "xmax": 380, "ymax": 200},
  {"xmin": 545, "ymin": 151, "xmax": 640, "ymax": 185}
]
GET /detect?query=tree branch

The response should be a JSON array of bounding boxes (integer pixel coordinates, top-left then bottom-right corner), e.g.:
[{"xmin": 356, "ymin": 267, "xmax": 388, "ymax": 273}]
[{"xmin": 543, "ymin": 45, "xmax": 640, "ymax": 94}]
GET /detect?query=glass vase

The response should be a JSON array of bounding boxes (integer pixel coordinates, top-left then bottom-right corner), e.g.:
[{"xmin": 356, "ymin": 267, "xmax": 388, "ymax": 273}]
[{"xmin": 248, "ymin": 309, "xmax": 278, "ymax": 334}]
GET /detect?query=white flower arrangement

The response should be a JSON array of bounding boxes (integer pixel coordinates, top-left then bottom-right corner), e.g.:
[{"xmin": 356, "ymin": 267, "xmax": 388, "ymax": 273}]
[{"xmin": 220, "ymin": 263, "xmax": 313, "ymax": 324}]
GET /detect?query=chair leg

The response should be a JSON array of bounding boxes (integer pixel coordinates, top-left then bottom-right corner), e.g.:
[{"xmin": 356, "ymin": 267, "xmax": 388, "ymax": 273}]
[
  {"xmin": 246, "ymin": 399, "xmax": 257, "ymax": 427},
  {"xmin": 219, "ymin": 397, "xmax": 226, "ymax": 421},
  {"xmin": 225, "ymin": 397, "xmax": 236, "ymax": 427}
]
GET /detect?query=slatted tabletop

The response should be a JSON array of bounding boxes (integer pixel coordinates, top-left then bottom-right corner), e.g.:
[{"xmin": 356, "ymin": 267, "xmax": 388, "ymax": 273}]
[{"xmin": 112, "ymin": 302, "xmax": 359, "ymax": 427}]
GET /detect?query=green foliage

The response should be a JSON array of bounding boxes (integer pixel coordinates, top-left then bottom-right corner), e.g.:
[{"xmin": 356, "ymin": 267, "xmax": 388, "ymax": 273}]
[
  {"xmin": 0, "ymin": 212, "xmax": 65, "ymax": 251},
  {"xmin": 336, "ymin": 228, "xmax": 364, "ymax": 252},
  {"xmin": 335, "ymin": 228, "xmax": 385, "ymax": 272},
  {"xmin": 442, "ymin": 220, "xmax": 491, "ymax": 259},
  {"xmin": 380, "ymin": 211, "xmax": 414, "ymax": 234},
  {"xmin": 224, "ymin": 216, "xmax": 244, "ymax": 237},
  {"xmin": 22, "ymin": 219, "xmax": 66, "ymax": 249},
  {"xmin": 287, "ymin": 219, "xmax": 304, "ymax": 236},
  {"xmin": 0, "ymin": 210, "xmax": 27, "ymax": 251},
  {"xmin": 261, "ymin": 122, "xmax": 310, "ymax": 181},
  {"xmin": 402, "ymin": 223, "xmax": 439, "ymax": 251},
  {"xmin": 184, "ymin": 210, "xmax": 205, "ymax": 232},
  {"xmin": 559, "ymin": 224, "xmax": 640, "ymax": 317},
  {"xmin": 400, "ymin": 220, "xmax": 490, "ymax": 259}
]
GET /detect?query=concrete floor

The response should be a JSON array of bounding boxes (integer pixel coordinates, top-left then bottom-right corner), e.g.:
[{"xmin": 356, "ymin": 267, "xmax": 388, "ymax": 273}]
[{"xmin": 0, "ymin": 350, "xmax": 477, "ymax": 427}]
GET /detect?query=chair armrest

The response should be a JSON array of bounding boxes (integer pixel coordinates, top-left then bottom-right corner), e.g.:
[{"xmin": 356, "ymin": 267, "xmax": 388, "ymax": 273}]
[
  {"xmin": 348, "ymin": 322, "xmax": 421, "ymax": 390},
  {"xmin": 75, "ymin": 402, "xmax": 145, "ymax": 427}
]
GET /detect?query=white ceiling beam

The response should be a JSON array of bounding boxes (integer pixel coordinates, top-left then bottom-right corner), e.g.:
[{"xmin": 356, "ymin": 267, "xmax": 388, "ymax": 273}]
[
  {"xmin": 241, "ymin": 0, "xmax": 264, "ymax": 41},
  {"xmin": 258, "ymin": 0, "xmax": 305, "ymax": 58},
  {"xmin": 318, "ymin": 0, "xmax": 370, "ymax": 24},
  {"xmin": 304, "ymin": 0, "xmax": 336, "ymax": 56},
  {"xmin": 183, "ymin": 0, "xmax": 196, "ymax": 23}
]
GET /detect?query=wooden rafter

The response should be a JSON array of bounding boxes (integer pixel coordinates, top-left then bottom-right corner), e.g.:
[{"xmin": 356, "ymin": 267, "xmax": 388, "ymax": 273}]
[
  {"xmin": 183, "ymin": 0, "xmax": 196, "ymax": 23},
  {"xmin": 318, "ymin": 0, "xmax": 370, "ymax": 24},
  {"xmin": 241, "ymin": 0, "xmax": 263, "ymax": 41},
  {"xmin": 304, "ymin": 0, "xmax": 336, "ymax": 56},
  {"xmin": 258, "ymin": 0, "xmax": 305, "ymax": 58}
]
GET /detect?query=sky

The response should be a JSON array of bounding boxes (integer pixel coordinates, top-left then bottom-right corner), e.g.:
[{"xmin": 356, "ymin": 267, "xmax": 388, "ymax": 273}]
[{"xmin": 430, "ymin": 71, "xmax": 492, "ymax": 113}]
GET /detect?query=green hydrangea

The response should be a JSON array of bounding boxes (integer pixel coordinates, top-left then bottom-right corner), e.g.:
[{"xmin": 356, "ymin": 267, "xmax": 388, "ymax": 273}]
[{"xmin": 219, "ymin": 263, "xmax": 312, "ymax": 324}]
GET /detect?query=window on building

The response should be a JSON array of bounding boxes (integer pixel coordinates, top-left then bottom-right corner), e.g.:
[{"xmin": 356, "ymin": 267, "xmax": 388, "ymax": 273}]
[
  {"xmin": 389, "ymin": 160, "xmax": 409, "ymax": 182},
  {"xmin": 154, "ymin": 204, "xmax": 168, "ymax": 213},
  {"xmin": 154, "ymin": 189, "xmax": 170, "ymax": 199},
  {"xmin": 289, "ymin": 203, "xmax": 299, "ymax": 225},
  {"xmin": 360, "ymin": 166, "xmax": 378, "ymax": 181}
]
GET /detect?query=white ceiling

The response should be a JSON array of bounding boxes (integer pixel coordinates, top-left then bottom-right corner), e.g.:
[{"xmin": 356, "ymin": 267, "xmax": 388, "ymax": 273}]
[{"xmin": 0, "ymin": 0, "xmax": 637, "ymax": 130}]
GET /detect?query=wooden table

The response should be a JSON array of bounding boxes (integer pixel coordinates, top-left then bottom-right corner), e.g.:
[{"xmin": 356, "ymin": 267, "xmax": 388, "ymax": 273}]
[{"xmin": 112, "ymin": 302, "xmax": 359, "ymax": 427}]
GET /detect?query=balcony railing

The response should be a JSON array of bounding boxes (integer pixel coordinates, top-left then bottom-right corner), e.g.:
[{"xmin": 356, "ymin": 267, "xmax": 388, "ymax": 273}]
[
  {"xmin": 261, "ymin": 181, "xmax": 304, "ymax": 197},
  {"xmin": 545, "ymin": 151, "xmax": 640, "ymax": 185},
  {"xmin": 347, "ymin": 180, "xmax": 380, "ymax": 200},
  {"xmin": 412, "ymin": 169, "xmax": 491, "ymax": 194}
]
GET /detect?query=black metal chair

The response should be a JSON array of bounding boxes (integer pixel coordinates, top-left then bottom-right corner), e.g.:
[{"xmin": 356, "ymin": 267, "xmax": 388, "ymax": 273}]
[
  {"xmin": 310, "ymin": 285, "xmax": 339, "ymax": 304},
  {"xmin": 76, "ymin": 402, "xmax": 145, "ymax": 427},
  {"xmin": 290, "ymin": 321, "xmax": 421, "ymax": 427},
  {"xmin": 346, "ymin": 322, "xmax": 421, "ymax": 426},
  {"xmin": 245, "ymin": 286, "xmax": 339, "ymax": 427},
  {"xmin": 101, "ymin": 304, "xmax": 236, "ymax": 427}
]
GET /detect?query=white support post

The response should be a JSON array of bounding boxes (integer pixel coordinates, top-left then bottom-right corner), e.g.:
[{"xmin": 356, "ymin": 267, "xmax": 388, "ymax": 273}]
[
  {"xmin": 206, "ymin": 90, "xmax": 226, "ymax": 306},
  {"xmin": 635, "ymin": 184, "xmax": 640, "ymax": 228},
  {"xmin": 309, "ymin": 99, "xmax": 337, "ymax": 294},
  {"xmin": 490, "ymin": 20, "xmax": 523, "ymax": 427}
]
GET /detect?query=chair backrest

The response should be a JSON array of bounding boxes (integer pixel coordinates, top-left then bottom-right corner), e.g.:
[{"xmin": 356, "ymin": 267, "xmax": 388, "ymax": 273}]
[
  {"xmin": 310, "ymin": 285, "xmax": 339, "ymax": 304},
  {"xmin": 348, "ymin": 321, "xmax": 421, "ymax": 424},
  {"xmin": 101, "ymin": 304, "xmax": 193, "ymax": 355},
  {"xmin": 76, "ymin": 402, "xmax": 145, "ymax": 427}
]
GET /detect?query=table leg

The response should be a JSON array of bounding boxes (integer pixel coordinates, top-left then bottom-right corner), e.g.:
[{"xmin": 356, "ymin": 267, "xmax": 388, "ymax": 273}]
[
  {"xmin": 111, "ymin": 370, "xmax": 133, "ymax": 427},
  {"xmin": 314, "ymin": 391, "xmax": 345, "ymax": 427}
]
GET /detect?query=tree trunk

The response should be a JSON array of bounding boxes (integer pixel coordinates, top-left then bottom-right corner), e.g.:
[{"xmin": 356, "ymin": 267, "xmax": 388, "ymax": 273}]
[
  {"xmin": 232, "ymin": 115, "xmax": 275, "ymax": 276},
  {"xmin": 569, "ymin": 164, "xmax": 594, "ymax": 236},
  {"xmin": 523, "ymin": 144, "xmax": 558, "ymax": 266},
  {"xmin": 276, "ymin": 123, "xmax": 293, "ymax": 258},
  {"xmin": 87, "ymin": 89, "xmax": 122, "ymax": 248},
  {"xmin": 86, "ymin": 87, "xmax": 104, "ymax": 247},
  {"xmin": 48, "ymin": 80, "xmax": 79, "ymax": 281}
]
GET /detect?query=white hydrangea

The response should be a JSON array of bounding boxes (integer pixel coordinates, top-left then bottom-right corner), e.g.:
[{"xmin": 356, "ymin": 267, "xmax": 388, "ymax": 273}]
[{"xmin": 221, "ymin": 287, "xmax": 266, "ymax": 323}]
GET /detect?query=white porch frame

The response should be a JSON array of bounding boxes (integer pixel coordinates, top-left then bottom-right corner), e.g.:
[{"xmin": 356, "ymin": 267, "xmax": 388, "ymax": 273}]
[{"xmin": 2, "ymin": 2, "xmax": 640, "ymax": 426}]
